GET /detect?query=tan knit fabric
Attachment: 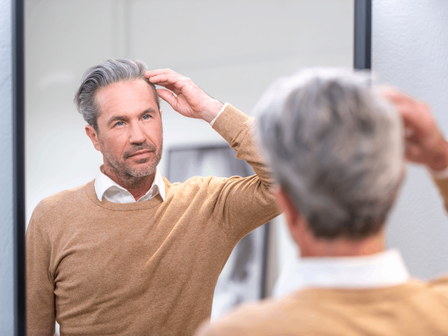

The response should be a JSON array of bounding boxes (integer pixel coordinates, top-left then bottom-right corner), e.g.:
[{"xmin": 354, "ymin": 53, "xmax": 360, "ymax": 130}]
[
  {"xmin": 26, "ymin": 105, "xmax": 280, "ymax": 336},
  {"xmin": 196, "ymin": 278, "xmax": 448, "ymax": 336},
  {"xmin": 195, "ymin": 178, "xmax": 448, "ymax": 336}
]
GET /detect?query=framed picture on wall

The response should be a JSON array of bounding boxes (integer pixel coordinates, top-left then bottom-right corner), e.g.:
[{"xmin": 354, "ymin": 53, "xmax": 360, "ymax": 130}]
[{"xmin": 167, "ymin": 143, "xmax": 270, "ymax": 320}]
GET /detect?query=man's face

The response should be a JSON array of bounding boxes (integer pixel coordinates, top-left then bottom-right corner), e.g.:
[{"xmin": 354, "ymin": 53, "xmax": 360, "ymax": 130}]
[{"xmin": 86, "ymin": 79, "xmax": 163, "ymax": 180}]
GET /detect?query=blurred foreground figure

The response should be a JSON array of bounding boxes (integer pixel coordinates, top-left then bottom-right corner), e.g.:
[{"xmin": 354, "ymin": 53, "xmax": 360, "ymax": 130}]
[{"xmin": 196, "ymin": 68, "xmax": 448, "ymax": 335}]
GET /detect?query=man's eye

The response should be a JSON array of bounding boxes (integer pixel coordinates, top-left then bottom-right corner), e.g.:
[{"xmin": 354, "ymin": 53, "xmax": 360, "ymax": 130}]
[
  {"xmin": 142, "ymin": 114, "xmax": 151, "ymax": 120},
  {"xmin": 115, "ymin": 121, "xmax": 125, "ymax": 127}
]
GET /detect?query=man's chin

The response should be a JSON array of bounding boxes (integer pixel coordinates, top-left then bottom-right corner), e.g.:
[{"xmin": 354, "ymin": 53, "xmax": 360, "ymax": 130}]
[
  {"xmin": 125, "ymin": 165, "xmax": 156, "ymax": 178},
  {"xmin": 134, "ymin": 160, "xmax": 150, "ymax": 165}
]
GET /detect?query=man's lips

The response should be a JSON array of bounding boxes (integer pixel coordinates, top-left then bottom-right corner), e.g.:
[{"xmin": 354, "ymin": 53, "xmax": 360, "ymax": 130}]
[{"xmin": 127, "ymin": 150, "xmax": 152, "ymax": 159}]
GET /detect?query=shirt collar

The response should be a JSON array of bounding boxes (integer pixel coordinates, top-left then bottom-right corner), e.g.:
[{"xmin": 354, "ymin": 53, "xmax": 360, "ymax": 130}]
[
  {"xmin": 273, "ymin": 249, "xmax": 410, "ymax": 298},
  {"xmin": 94, "ymin": 166, "xmax": 165, "ymax": 203}
]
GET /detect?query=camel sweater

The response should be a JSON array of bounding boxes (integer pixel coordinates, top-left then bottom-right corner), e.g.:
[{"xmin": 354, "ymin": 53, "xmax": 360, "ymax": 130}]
[
  {"xmin": 195, "ymin": 278, "xmax": 448, "ymax": 336},
  {"xmin": 195, "ymin": 178, "xmax": 448, "ymax": 336},
  {"xmin": 26, "ymin": 105, "xmax": 280, "ymax": 336}
]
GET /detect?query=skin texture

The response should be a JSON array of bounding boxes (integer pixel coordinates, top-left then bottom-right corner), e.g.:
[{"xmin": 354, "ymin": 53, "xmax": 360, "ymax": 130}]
[{"xmin": 85, "ymin": 79, "xmax": 163, "ymax": 200}]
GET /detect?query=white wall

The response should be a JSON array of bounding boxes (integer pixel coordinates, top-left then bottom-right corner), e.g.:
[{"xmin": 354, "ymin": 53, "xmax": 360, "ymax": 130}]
[
  {"xmin": 0, "ymin": 0, "xmax": 14, "ymax": 333},
  {"xmin": 373, "ymin": 1, "xmax": 448, "ymax": 279}
]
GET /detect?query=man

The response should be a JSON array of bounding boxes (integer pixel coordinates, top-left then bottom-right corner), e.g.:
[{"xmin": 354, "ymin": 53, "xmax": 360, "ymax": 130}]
[
  {"xmin": 26, "ymin": 59, "xmax": 280, "ymax": 335},
  {"xmin": 196, "ymin": 68, "xmax": 448, "ymax": 335}
]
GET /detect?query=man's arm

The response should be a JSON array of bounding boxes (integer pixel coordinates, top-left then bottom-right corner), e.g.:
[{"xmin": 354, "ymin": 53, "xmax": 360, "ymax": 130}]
[
  {"xmin": 26, "ymin": 203, "xmax": 56, "ymax": 336},
  {"xmin": 146, "ymin": 69, "xmax": 280, "ymax": 237},
  {"xmin": 383, "ymin": 90, "xmax": 448, "ymax": 210}
]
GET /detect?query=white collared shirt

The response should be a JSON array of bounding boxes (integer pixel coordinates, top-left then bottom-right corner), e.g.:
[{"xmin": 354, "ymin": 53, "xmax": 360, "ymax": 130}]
[
  {"xmin": 273, "ymin": 249, "xmax": 410, "ymax": 298},
  {"xmin": 94, "ymin": 167, "xmax": 166, "ymax": 203}
]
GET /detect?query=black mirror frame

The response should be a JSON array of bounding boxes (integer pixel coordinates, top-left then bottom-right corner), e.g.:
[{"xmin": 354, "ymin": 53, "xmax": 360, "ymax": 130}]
[
  {"xmin": 12, "ymin": 0, "xmax": 371, "ymax": 334},
  {"xmin": 354, "ymin": 0, "xmax": 372, "ymax": 70},
  {"xmin": 13, "ymin": 0, "xmax": 26, "ymax": 334}
]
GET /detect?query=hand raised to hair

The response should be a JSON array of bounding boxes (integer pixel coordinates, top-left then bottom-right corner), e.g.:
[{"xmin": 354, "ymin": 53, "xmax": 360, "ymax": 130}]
[
  {"xmin": 145, "ymin": 69, "xmax": 223, "ymax": 122},
  {"xmin": 382, "ymin": 89, "xmax": 448, "ymax": 171}
]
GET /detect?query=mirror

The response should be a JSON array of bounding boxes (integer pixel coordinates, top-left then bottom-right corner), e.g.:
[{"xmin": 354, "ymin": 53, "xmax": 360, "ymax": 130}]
[
  {"xmin": 24, "ymin": 0, "xmax": 355, "ymax": 331},
  {"xmin": 25, "ymin": 0, "xmax": 354, "ymax": 222}
]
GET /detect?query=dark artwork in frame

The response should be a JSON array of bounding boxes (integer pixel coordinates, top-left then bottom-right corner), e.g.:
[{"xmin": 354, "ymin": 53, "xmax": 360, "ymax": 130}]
[{"xmin": 167, "ymin": 143, "xmax": 269, "ymax": 320}]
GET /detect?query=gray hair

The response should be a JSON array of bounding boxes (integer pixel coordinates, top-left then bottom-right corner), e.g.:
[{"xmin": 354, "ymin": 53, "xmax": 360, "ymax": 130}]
[
  {"xmin": 256, "ymin": 68, "xmax": 404, "ymax": 239},
  {"xmin": 74, "ymin": 59, "xmax": 160, "ymax": 132}
]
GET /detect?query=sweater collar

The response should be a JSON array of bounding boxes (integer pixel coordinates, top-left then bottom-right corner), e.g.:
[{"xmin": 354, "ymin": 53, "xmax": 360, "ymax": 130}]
[{"xmin": 85, "ymin": 179, "xmax": 168, "ymax": 211}]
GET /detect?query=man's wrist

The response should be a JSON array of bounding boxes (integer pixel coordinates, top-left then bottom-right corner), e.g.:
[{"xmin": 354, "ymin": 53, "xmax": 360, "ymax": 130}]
[
  {"xmin": 429, "ymin": 164, "xmax": 448, "ymax": 179},
  {"xmin": 427, "ymin": 140, "xmax": 448, "ymax": 170},
  {"xmin": 201, "ymin": 100, "xmax": 224, "ymax": 123},
  {"xmin": 210, "ymin": 102, "xmax": 228, "ymax": 126},
  {"xmin": 427, "ymin": 141, "xmax": 448, "ymax": 178}
]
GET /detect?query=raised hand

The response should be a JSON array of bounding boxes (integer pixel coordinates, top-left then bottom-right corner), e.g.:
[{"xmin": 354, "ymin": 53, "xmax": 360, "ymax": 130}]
[
  {"xmin": 145, "ymin": 69, "xmax": 224, "ymax": 122},
  {"xmin": 382, "ymin": 89, "xmax": 448, "ymax": 171}
]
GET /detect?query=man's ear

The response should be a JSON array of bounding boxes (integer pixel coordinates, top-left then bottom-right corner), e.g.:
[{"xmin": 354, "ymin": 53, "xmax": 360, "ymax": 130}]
[
  {"xmin": 272, "ymin": 186, "xmax": 300, "ymax": 227},
  {"xmin": 272, "ymin": 186, "xmax": 307, "ymax": 246},
  {"xmin": 85, "ymin": 125, "xmax": 101, "ymax": 152}
]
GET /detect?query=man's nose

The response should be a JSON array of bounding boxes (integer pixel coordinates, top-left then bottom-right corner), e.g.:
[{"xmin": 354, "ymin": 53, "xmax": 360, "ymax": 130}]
[{"xmin": 129, "ymin": 122, "xmax": 146, "ymax": 144}]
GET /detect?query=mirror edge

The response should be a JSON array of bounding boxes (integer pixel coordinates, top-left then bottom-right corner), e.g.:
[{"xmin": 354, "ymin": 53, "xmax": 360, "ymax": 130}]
[
  {"xmin": 15, "ymin": 0, "xmax": 371, "ymax": 333},
  {"xmin": 13, "ymin": 0, "xmax": 26, "ymax": 334},
  {"xmin": 354, "ymin": 0, "xmax": 372, "ymax": 70}
]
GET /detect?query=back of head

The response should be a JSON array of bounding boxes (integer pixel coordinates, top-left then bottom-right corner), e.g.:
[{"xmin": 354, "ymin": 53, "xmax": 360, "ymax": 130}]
[
  {"xmin": 256, "ymin": 68, "xmax": 404, "ymax": 239},
  {"xmin": 74, "ymin": 59, "xmax": 160, "ymax": 132}
]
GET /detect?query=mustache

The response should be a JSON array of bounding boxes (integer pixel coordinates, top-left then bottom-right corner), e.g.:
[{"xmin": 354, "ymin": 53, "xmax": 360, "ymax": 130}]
[{"xmin": 123, "ymin": 143, "xmax": 157, "ymax": 159}]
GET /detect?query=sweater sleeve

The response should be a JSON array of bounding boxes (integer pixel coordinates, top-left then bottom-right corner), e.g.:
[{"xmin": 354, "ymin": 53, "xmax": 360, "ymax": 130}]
[
  {"xmin": 211, "ymin": 104, "xmax": 281, "ymax": 239},
  {"xmin": 26, "ymin": 201, "xmax": 56, "ymax": 336},
  {"xmin": 433, "ymin": 176, "xmax": 448, "ymax": 213}
]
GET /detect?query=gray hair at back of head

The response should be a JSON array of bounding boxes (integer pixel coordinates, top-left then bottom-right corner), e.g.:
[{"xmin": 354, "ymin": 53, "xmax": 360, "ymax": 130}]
[
  {"xmin": 74, "ymin": 59, "xmax": 160, "ymax": 132},
  {"xmin": 256, "ymin": 68, "xmax": 404, "ymax": 239}
]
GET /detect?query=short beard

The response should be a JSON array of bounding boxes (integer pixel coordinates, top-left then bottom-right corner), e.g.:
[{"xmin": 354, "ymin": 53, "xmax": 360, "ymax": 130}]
[
  {"xmin": 124, "ymin": 142, "xmax": 163, "ymax": 178},
  {"xmin": 100, "ymin": 139, "xmax": 163, "ymax": 182}
]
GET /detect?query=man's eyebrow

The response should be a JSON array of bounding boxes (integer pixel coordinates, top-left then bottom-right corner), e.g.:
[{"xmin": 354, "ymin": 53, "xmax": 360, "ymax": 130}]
[
  {"xmin": 140, "ymin": 108, "xmax": 157, "ymax": 117},
  {"xmin": 107, "ymin": 115, "xmax": 127, "ymax": 126},
  {"xmin": 107, "ymin": 108, "xmax": 157, "ymax": 126}
]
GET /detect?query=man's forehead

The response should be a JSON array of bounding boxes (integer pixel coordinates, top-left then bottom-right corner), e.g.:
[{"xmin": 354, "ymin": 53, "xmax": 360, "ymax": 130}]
[
  {"xmin": 97, "ymin": 79, "xmax": 153, "ymax": 97},
  {"xmin": 95, "ymin": 79, "xmax": 158, "ymax": 116}
]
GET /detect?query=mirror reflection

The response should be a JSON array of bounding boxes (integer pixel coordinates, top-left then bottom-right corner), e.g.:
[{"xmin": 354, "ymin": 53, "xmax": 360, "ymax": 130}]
[{"xmin": 25, "ymin": 0, "xmax": 354, "ymax": 334}]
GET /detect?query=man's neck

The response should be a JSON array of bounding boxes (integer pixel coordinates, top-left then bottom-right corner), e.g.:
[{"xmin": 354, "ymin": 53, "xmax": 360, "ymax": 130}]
[
  {"xmin": 299, "ymin": 231, "xmax": 386, "ymax": 258},
  {"xmin": 101, "ymin": 165, "xmax": 156, "ymax": 201}
]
